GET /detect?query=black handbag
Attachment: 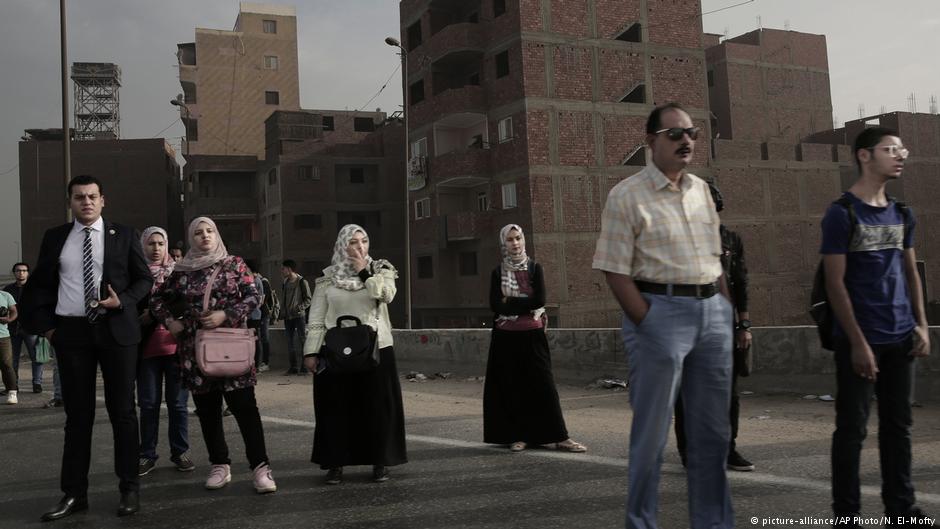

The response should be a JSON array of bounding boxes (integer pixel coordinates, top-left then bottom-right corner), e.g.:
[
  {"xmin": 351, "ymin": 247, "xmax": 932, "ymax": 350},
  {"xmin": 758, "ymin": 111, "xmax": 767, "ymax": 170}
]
[{"xmin": 320, "ymin": 314, "xmax": 379, "ymax": 374}]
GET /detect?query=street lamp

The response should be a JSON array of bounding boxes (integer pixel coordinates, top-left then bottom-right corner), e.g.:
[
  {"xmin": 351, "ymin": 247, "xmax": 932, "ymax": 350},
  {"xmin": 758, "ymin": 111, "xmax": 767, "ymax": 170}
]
[
  {"xmin": 170, "ymin": 96, "xmax": 191, "ymax": 156},
  {"xmin": 385, "ymin": 36, "xmax": 412, "ymax": 329}
]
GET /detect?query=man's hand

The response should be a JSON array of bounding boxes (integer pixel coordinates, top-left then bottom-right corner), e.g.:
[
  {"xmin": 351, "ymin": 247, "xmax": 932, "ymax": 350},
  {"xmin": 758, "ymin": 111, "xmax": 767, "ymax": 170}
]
[
  {"xmin": 199, "ymin": 310, "xmax": 227, "ymax": 330},
  {"xmin": 303, "ymin": 355, "xmax": 318, "ymax": 373},
  {"xmin": 851, "ymin": 342, "xmax": 879, "ymax": 382},
  {"xmin": 166, "ymin": 320, "xmax": 185, "ymax": 338},
  {"xmin": 628, "ymin": 302, "xmax": 651, "ymax": 327},
  {"xmin": 912, "ymin": 325, "xmax": 931, "ymax": 358},
  {"xmin": 98, "ymin": 285, "xmax": 122, "ymax": 310},
  {"xmin": 735, "ymin": 329, "xmax": 752, "ymax": 350}
]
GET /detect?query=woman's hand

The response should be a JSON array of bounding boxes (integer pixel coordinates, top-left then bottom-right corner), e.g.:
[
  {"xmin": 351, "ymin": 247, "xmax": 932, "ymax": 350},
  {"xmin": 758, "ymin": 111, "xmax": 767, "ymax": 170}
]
[
  {"xmin": 303, "ymin": 355, "xmax": 318, "ymax": 373},
  {"xmin": 199, "ymin": 310, "xmax": 227, "ymax": 330},
  {"xmin": 347, "ymin": 245, "xmax": 369, "ymax": 273},
  {"xmin": 166, "ymin": 319, "xmax": 185, "ymax": 338}
]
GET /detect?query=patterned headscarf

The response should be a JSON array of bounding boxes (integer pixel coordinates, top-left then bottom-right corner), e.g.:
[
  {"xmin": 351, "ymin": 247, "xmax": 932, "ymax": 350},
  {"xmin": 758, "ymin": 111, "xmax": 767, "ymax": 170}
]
[
  {"xmin": 499, "ymin": 223, "xmax": 529, "ymax": 297},
  {"xmin": 323, "ymin": 224, "xmax": 395, "ymax": 291},
  {"xmin": 140, "ymin": 226, "xmax": 175, "ymax": 288},
  {"xmin": 173, "ymin": 217, "xmax": 229, "ymax": 272}
]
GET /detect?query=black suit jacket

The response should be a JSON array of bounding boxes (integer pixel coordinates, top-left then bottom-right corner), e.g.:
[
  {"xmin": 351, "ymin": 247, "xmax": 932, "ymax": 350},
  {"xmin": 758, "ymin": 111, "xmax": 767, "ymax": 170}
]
[{"xmin": 20, "ymin": 220, "xmax": 153, "ymax": 346}]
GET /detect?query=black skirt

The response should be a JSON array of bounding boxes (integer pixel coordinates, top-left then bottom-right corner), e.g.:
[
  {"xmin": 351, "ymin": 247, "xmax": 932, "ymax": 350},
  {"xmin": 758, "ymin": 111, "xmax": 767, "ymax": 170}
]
[
  {"xmin": 483, "ymin": 328, "xmax": 569, "ymax": 445},
  {"xmin": 311, "ymin": 346, "xmax": 408, "ymax": 469}
]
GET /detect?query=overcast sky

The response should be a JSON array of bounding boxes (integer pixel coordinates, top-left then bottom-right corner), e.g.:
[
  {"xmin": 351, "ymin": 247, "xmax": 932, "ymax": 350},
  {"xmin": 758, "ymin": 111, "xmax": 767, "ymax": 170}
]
[{"xmin": 0, "ymin": 0, "xmax": 937, "ymax": 271}]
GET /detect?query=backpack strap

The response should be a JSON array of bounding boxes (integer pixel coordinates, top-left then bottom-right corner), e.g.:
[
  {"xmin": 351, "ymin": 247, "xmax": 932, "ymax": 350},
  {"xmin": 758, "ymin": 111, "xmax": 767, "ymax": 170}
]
[
  {"xmin": 833, "ymin": 196, "xmax": 857, "ymax": 246},
  {"xmin": 888, "ymin": 195, "xmax": 913, "ymax": 242}
]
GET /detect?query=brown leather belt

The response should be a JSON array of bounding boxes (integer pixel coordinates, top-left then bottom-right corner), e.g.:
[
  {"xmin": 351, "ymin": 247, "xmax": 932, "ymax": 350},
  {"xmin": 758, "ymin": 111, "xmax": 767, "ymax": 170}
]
[{"xmin": 635, "ymin": 280, "xmax": 719, "ymax": 299}]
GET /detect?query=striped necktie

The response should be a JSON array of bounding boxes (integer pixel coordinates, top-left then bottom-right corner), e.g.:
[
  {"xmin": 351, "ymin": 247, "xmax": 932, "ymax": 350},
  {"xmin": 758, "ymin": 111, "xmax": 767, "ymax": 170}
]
[{"xmin": 82, "ymin": 226, "xmax": 99, "ymax": 322}]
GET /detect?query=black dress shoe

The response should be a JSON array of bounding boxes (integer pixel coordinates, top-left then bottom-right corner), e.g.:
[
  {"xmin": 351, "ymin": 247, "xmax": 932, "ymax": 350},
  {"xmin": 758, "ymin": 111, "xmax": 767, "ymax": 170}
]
[
  {"xmin": 116, "ymin": 491, "xmax": 139, "ymax": 517},
  {"xmin": 40, "ymin": 495, "xmax": 88, "ymax": 522}
]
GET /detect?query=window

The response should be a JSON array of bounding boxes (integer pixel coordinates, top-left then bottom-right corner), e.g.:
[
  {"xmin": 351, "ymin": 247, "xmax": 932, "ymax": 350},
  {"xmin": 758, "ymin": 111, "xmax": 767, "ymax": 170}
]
[
  {"xmin": 468, "ymin": 72, "xmax": 480, "ymax": 85},
  {"xmin": 299, "ymin": 165, "xmax": 320, "ymax": 180},
  {"xmin": 268, "ymin": 167, "xmax": 278, "ymax": 185},
  {"xmin": 415, "ymin": 197, "xmax": 431, "ymax": 219},
  {"xmin": 294, "ymin": 214, "xmax": 322, "ymax": 230},
  {"xmin": 477, "ymin": 191, "xmax": 489, "ymax": 212},
  {"xmin": 265, "ymin": 91, "xmax": 280, "ymax": 105},
  {"xmin": 409, "ymin": 80, "xmax": 425, "ymax": 105},
  {"xmin": 459, "ymin": 251, "xmax": 478, "ymax": 276},
  {"xmin": 501, "ymin": 182, "xmax": 517, "ymax": 209},
  {"xmin": 263, "ymin": 19, "xmax": 277, "ymax": 34},
  {"xmin": 494, "ymin": 0, "xmax": 506, "ymax": 16},
  {"xmin": 349, "ymin": 167, "xmax": 365, "ymax": 183},
  {"xmin": 621, "ymin": 83, "xmax": 645, "ymax": 104},
  {"xmin": 616, "ymin": 23, "xmax": 642, "ymax": 43},
  {"xmin": 184, "ymin": 118, "xmax": 198, "ymax": 142},
  {"xmin": 407, "ymin": 22, "xmax": 422, "ymax": 51},
  {"xmin": 181, "ymin": 81, "xmax": 197, "ymax": 104},
  {"xmin": 707, "ymin": 70, "xmax": 715, "ymax": 87},
  {"xmin": 322, "ymin": 116, "xmax": 335, "ymax": 131},
  {"xmin": 497, "ymin": 117, "xmax": 513, "ymax": 143},
  {"xmin": 263, "ymin": 55, "xmax": 279, "ymax": 70},
  {"xmin": 353, "ymin": 117, "xmax": 375, "ymax": 132},
  {"xmin": 495, "ymin": 50, "xmax": 510, "ymax": 78},
  {"xmin": 412, "ymin": 137, "xmax": 428, "ymax": 157},
  {"xmin": 417, "ymin": 255, "xmax": 433, "ymax": 279}
]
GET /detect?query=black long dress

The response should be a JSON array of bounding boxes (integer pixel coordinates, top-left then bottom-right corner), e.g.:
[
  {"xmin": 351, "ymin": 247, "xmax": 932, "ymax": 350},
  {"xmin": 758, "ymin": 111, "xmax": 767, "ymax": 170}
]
[{"xmin": 483, "ymin": 262, "xmax": 569, "ymax": 445}]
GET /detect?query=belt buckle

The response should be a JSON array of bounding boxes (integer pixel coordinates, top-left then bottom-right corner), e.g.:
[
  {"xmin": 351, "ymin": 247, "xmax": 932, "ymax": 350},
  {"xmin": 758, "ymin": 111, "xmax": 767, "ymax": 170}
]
[{"xmin": 695, "ymin": 284, "xmax": 707, "ymax": 299}]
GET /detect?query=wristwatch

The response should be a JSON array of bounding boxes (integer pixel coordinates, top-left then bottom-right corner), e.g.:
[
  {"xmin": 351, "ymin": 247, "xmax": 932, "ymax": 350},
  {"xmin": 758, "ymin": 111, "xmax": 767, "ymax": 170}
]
[{"xmin": 736, "ymin": 319, "xmax": 752, "ymax": 331}]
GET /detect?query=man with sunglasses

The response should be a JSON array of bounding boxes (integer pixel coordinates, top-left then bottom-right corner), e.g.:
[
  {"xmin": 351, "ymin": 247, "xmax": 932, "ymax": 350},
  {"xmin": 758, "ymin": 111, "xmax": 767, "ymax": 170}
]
[
  {"xmin": 594, "ymin": 102, "xmax": 734, "ymax": 529},
  {"xmin": 821, "ymin": 127, "xmax": 931, "ymax": 527}
]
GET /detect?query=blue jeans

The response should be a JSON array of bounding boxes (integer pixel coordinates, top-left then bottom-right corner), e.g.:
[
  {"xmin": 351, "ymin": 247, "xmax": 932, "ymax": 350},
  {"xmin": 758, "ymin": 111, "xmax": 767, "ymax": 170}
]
[
  {"xmin": 137, "ymin": 355, "xmax": 189, "ymax": 460},
  {"xmin": 832, "ymin": 335, "xmax": 915, "ymax": 517},
  {"xmin": 621, "ymin": 292, "xmax": 734, "ymax": 529},
  {"xmin": 285, "ymin": 316, "xmax": 306, "ymax": 371},
  {"xmin": 12, "ymin": 333, "xmax": 43, "ymax": 386}
]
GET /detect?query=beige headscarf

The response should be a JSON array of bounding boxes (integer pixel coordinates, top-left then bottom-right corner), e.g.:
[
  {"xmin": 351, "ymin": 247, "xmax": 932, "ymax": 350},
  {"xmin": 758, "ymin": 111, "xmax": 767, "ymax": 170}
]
[
  {"xmin": 140, "ymin": 226, "xmax": 175, "ymax": 288},
  {"xmin": 322, "ymin": 224, "xmax": 396, "ymax": 291},
  {"xmin": 173, "ymin": 217, "xmax": 229, "ymax": 272},
  {"xmin": 496, "ymin": 223, "xmax": 544, "ymax": 322}
]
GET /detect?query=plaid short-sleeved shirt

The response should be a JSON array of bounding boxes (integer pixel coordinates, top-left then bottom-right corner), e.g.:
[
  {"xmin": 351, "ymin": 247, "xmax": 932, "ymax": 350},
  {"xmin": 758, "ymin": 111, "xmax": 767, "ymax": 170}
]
[{"xmin": 592, "ymin": 163, "xmax": 722, "ymax": 285}]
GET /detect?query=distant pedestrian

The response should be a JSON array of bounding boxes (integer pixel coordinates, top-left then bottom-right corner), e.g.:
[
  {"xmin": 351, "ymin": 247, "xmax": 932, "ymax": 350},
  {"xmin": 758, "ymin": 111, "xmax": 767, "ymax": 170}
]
[
  {"xmin": 136, "ymin": 226, "xmax": 194, "ymax": 477},
  {"xmin": 258, "ymin": 270, "xmax": 278, "ymax": 372},
  {"xmin": 821, "ymin": 127, "xmax": 931, "ymax": 526},
  {"xmin": 151, "ymin": 217, "xmax": 275, "ymax": 494},
  {"xmin": 0, "ymin": 288, "xmax": 19, "ymax": 404},
  {"xmin": 304, "ymin": 224, "xmax": 407, "ymax": 485},
  {"xmin": 281, "ymin": 259, "xmax": 312, "ymax": 375},
  {"xmin": 483, "ymin": 223, "xmax": 586, "ymax": 454},
  {"xmin": 169, "ymin": 246, "xmax": 183, "ymax": 263},
  {"xmin": 244, "ymin": 260, "xmax": 268, "ymax": 372},
  {"xmin": 593, "ymin": 103, "xmax": 733, "ymax": 529},
  {"xmin": 4, "ymin": 263, "xmax": 43, "ymax": 394}
]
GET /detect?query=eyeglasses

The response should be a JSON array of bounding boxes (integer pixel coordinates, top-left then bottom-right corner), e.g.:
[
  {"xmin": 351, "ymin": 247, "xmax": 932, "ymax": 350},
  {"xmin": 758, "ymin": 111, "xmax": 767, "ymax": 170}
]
[
  {"xmin": 654, "ymin": 127, "xmax": 700, "ymax": 141},
  {"xmin": 867, "ymin": 145, "xmax": 909, "ymax": 159}
]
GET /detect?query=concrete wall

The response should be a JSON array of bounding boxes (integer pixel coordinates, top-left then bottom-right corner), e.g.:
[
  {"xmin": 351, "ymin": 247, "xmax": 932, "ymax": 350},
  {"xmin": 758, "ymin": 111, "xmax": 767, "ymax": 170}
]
[{"xmin": 265, "ymin": 326, "xmax": 940, "ymax": 400}]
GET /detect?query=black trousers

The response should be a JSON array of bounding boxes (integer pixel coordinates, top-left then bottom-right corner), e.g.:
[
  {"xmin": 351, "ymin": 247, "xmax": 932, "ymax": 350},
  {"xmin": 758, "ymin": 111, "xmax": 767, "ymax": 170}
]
[
  {"xmin": 832, "ymin": 335, "xmax": 915, "ymax": 517},
  {"xmin": 52, "ymin": 317, "xmax": 139, "ymax": 497},
  {"xmin": 192, "ymin": 386, "xmax": 269, "ymax": 470}
]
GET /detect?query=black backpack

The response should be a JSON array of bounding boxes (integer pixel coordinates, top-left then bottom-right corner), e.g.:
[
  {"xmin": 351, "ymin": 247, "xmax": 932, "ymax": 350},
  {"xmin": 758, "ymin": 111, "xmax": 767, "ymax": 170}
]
[{"xmin": 809, "ymin": 196, "xmax": 910, "ymax": 350}]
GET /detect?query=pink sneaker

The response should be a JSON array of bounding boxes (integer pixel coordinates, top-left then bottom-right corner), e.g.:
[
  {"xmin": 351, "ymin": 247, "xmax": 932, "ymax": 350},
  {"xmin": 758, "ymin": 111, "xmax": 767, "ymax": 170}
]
[
  {"xmin": 253, "ymin": 464, "xmax": 276, "ymax": 494},
  {"xmin": 204, "ymin": 464, "xmax": 231, "ymax": 490}
]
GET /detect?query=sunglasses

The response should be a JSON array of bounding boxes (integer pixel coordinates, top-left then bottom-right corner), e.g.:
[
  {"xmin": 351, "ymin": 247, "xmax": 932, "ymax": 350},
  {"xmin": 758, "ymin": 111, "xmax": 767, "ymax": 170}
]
[
  {"xmin": 867, "ymin": 145, "xmax": 909, "ymax": 160},
  {"xmin": 654, "ymin": 127, "xmax": 700, "ymax": 141}
]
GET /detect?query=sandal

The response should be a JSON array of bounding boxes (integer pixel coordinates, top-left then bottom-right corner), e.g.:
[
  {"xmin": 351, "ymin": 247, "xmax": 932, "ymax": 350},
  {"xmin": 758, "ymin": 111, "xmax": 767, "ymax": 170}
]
[
  {"xmin": 509, "ymin": 441, "xmax": 527, "ymax": 452},
  {"xmin": 550, "ymin": 439, "xmax": 587, "ymax": 453}
]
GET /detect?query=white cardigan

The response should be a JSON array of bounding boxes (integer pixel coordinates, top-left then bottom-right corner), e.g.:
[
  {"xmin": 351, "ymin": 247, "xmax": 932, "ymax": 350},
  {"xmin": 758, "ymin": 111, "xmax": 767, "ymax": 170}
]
[{"xmin": 303, "ymin": 268, "xmax": 396, "ymax": 356}]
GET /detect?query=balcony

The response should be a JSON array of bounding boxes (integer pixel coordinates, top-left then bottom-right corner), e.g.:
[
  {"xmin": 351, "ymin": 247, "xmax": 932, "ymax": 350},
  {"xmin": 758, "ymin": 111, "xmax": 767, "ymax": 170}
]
[
  {"xmin": 411, "ymin": 85, "xmax": 487, "ymax": 127},
  {"xmin": 444, "ymin": 211, "xmax": 492, "ymax": 241},
  {"xmin": 429, "ymin": 147, "xmax": 492, "ymax": 187},
  {"xmin": 410, "ymin": 23, "xmax": 485, "ymax": 76}
]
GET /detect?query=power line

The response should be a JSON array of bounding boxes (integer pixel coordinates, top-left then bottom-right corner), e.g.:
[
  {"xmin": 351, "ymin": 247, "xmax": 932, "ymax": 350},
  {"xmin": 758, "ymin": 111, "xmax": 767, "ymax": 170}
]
[
  {"xmin": 150, "ymin": 117, "xmax": 181, "ymax": 139},
  {"xmin": 646, "ymin": 0, "xmax": 757, "ymax": 30}
]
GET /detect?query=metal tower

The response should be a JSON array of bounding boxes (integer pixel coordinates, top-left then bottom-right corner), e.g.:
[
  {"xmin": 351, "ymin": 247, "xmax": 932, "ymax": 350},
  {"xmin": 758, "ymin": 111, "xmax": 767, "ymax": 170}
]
[{"xmin": 72, "ymin": 62, "xmax": 121, "ymax": 140}]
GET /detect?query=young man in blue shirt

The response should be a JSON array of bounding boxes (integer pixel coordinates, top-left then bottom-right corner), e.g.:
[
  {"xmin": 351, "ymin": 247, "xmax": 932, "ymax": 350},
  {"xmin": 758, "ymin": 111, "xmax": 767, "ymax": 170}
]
[{"xmin": 821, "ymin": 127, "xmax": 931, "ymax": 526}]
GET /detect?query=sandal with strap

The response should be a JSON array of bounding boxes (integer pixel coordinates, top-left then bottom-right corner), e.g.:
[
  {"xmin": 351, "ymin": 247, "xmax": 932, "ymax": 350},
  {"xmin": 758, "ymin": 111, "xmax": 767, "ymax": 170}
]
[
  {"xmin": 550, "ymin": 439, "xmax": 587, "ymax": 453},
  {"xmin": 509, "ymin": 441, "xmax": 527, "ymax": 452}
]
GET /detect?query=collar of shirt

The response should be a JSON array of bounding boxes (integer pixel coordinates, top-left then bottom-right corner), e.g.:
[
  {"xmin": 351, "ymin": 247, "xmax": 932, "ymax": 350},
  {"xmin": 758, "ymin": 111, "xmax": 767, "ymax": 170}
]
[
  {"xmin": 72, "ymin": 216, "xmax": 105, "ymax": 235},
  {"xmin": 645, "ymin": 163, "xmax": 692, "ymax": 193}
]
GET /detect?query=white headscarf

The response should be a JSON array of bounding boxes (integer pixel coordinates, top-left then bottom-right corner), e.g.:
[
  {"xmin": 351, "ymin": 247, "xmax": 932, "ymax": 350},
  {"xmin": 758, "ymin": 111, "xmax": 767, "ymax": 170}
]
[
  {"xmin": 140, "ymin": 226, "xmax": 175, "ymax": 288},
  {"xmin": 173, "ymin": 217, "xmax": 229, "ymax": 272},
  {"xmin": 496, "ymin": 224, "xmax": 544, "ymax": 322},
  {"xmin": 322, "ymin": 224, "xmax": 396, "ymax": 291}
]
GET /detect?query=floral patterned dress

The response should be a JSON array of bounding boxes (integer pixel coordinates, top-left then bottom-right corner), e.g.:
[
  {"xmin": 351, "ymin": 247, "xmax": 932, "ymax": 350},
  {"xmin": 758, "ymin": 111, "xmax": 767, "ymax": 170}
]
[{"xmin": 150, "ymin": 255, "xmax": 260, "ymax": 394}]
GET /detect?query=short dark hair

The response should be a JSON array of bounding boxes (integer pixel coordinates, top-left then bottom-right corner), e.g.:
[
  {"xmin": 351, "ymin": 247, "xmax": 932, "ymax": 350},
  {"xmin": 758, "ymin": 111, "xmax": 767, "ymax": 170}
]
[
  {"xmin": 244, "ymin": 259, "xmax": 257, "ymax": 271},
  {"xmin": 853, "ymin": 127, "xmax": 899, "ymax": 171},
  {"xmin": 11, "ymin": 262, "xmax": 28, "ymax": 272},
  {"xmin": 67, "ymin": 174, "xmax": 104, "ymax": 197},
  {"xmin": 282, "ymin": 259, "xmax": 297, "ymax": 270},
  {"xmin": 646, "ymin": 102, "xmax": 687, "ymax": 134}
]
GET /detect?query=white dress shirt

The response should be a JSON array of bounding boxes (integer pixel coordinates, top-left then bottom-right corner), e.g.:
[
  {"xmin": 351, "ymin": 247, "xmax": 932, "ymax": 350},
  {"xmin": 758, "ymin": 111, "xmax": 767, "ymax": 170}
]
[{"xmin": 56, "ymin": 217, "xmax": 105, "ymax": 317}]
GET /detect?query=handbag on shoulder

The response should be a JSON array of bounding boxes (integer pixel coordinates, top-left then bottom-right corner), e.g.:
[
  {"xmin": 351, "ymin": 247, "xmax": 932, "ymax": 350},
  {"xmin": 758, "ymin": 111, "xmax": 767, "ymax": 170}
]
[
  {"xmin": 320, "ymin": 300, "xmax": 381, "ymax": 374},
  {"xmin": 195, "ymin": 264, "xmax": 256, "ymax": 378}
]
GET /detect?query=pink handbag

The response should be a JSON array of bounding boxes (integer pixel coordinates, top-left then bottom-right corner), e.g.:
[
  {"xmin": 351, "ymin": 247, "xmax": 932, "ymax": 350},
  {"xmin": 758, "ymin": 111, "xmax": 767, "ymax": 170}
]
[
  {"xmin": 195, "ymin": 265, "xmax": 256, "ymax": 378},
  {"xmin": 143, "ymin": 325, "xmax": 177, "ymax": 358}
]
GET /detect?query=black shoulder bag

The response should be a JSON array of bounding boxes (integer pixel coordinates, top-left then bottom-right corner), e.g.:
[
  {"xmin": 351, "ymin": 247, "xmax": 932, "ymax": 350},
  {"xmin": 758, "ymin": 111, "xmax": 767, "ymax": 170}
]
[{"xmin": 320, "ymin": 299, "xmax": 381, "ymax": 374}]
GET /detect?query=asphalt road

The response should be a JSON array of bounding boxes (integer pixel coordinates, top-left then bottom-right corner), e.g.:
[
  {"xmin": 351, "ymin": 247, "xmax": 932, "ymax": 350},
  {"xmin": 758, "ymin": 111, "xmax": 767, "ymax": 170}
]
[{"xmin": 1, "ymin": 366, "xmax": 939, "ymax": 529}]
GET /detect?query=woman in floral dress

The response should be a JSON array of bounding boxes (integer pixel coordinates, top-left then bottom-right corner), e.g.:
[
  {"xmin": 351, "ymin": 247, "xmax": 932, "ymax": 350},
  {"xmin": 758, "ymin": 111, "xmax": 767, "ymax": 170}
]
[{"xmin": 151, "ymin": 217, "xmax": 276, "ymax": 494}]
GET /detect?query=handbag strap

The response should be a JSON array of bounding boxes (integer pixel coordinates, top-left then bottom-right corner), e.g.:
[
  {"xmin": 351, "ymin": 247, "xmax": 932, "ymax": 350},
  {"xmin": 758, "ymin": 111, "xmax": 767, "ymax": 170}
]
[{"xmin": 202, "ymin": 264, "xmax": 224, "ymax": 313}]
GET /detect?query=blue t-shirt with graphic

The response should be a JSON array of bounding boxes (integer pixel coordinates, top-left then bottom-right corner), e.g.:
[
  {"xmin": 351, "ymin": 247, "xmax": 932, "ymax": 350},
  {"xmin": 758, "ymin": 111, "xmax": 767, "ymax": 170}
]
[{"xmin": 820, "ymin": 192, "xmax": 916, "ymax": 345}]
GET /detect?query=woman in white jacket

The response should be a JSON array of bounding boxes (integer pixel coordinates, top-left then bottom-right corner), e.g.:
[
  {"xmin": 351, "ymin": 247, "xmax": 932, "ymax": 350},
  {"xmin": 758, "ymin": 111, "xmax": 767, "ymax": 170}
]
[{"xmin": 303, "ymin": 224, "xmax": 407, "ymax": 485}]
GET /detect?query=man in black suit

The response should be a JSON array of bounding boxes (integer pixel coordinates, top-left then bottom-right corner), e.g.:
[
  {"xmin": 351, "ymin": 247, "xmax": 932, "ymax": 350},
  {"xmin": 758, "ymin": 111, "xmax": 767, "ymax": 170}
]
[{"xmin": 21, "ymin": 175, "xmax": 152, "ymax": 520}]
